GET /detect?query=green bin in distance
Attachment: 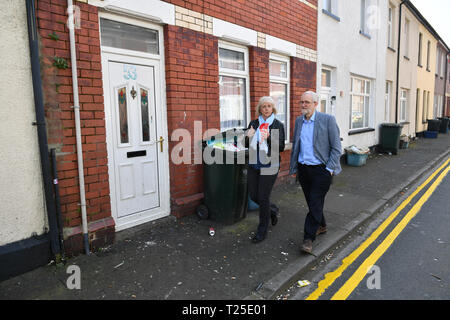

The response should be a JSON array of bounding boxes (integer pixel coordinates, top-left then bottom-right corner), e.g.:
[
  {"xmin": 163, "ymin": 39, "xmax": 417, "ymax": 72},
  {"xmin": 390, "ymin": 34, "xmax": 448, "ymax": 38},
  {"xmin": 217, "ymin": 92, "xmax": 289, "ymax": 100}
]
[
  {"xmin": 380, "ymin": 123, "xmax": 403, "ymax": 155},
  {"xmin": 427, "ymin": 119, "xmax": 441, "ymax": 132},
  {"xmin": 197, "ymin": 130, "xmax": 248, "ymax": 225},
  {"xmin": 438, "ymin": 118, "xmax": 449, "ymax": 133}
]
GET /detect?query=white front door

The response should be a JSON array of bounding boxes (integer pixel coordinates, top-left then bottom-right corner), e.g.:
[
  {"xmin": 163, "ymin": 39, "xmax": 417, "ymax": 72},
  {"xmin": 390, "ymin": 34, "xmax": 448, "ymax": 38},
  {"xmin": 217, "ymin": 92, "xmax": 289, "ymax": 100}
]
[
  {"xmin": 104, "ymin": 56, "xmax": 169, "ymax": 230},
  {"xmin": 320, "ymin": 92, "xmax": 330, "ymax": 114}
]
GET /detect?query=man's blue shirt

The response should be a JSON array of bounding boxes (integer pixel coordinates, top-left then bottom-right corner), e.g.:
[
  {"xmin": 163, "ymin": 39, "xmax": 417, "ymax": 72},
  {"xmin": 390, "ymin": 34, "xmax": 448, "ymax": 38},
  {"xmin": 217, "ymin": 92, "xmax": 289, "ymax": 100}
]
[{"xmin": 298, "ymin": 112, "xmax": 333, "ymax": 174}]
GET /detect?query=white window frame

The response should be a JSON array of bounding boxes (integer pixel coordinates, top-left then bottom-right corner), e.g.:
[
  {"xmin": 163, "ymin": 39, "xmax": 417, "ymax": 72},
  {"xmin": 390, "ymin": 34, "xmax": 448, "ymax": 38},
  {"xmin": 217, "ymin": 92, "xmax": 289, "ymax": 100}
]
[
  {"xmin": 387, "ymin": 5, "xmax": 395, "ymax": 48},
  {"xmin": 218, "ymin": 41, "xmax": 250, "ymax": 132},
  {"xmin": 436, "ymin": 49, "xmax": 441, "ymax": 76},
  {"xmin": 269, "ymin": 53, "xmax": 290, "ymax": 143},
  {"xmin": 350, "ymin": 76, "xmax": 372, "ymax": 130},
  {"xmin": 399, "ymin": 89, "xmax": 408, "ymax": 122},
  {"xmin": 320, "ymin": 67, "xmax": 333, "ymax": 115},
  {"xmin": 404, "ymin": 18, "xmax": 410, "ymax": 58},
  {"xmin": 418, "ymin": 33, "xmax": 423, "ymax": 66},
  {"xmin": 385, "ymin": 81, "xmax": 391, "ymax": 122},
  {"xmin": 360, "ymin": 0, "xmax": 369, "ymax": 36}
]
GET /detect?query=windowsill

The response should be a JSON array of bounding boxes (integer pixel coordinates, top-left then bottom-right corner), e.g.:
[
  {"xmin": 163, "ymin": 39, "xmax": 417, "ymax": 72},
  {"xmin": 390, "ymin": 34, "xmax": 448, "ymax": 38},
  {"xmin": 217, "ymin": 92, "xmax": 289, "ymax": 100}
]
[
  {"xmin": 359, "ymin": 30, "xmax": 371, "ymax": 39},
  {"xmin": 399, "ymin": 121, "xmax": 410, "ymax": 125},
  {"xmin": 426, "ymin": 68, "xmax": 431, "ymax": 72},
  {"xmin": 387, "ymin": 47, "xmax": 396, "ymax": 53},
  {"xmin": 404, "ymin": 56, "xmax": 410, "ymax": 61},
  {"xmin": 348, "ymin": 128, "xmax": 375, "ymax": 135},
  {"xmin": 418, "ymin": 64, "xmax": 423, "ymax": 68},
  {"xmin": 322, "ymin": 9, "xmax": 341, "ymax": 22},
  {"xmin": 422, "ymin": 121, "xmax": 427, "ymax": 124}
]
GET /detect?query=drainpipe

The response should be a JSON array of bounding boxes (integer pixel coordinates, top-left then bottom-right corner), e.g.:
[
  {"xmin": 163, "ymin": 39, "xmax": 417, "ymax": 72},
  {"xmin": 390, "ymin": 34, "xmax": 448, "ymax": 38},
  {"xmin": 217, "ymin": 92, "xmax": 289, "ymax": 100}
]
[
  {"xmin": 67, "ymin": 0, "xmax": 90, "ymax": 255},
  {"xmin": 395, "ymin": 0, "xmax": 407, "ymax": 124},
  {"xmin": 444, "ymin": 52, "xmax": 449, "ymax": 117},
  {"xmin": 25, "ymin": 0, "xmax": 62, "ymax": 261}
]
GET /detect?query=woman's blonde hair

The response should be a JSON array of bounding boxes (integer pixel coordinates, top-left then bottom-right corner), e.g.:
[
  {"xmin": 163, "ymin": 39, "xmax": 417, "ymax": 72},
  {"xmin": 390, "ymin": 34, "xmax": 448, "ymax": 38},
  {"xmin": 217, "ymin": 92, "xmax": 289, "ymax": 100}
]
[{"xmin": 256, "ymin": 96, "xmax": 277, "ymax": 116}]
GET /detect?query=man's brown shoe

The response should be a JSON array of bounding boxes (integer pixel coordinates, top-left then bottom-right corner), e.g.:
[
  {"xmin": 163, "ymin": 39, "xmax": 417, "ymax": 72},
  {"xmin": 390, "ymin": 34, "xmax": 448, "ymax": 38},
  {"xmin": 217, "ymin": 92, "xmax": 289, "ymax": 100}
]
[
  {"xmin": 301, "ymin": 239, "xmax": 313, "ymax": 254},
  {"xmin": 316, "ymin": 226, "xmax": 327, "ymax": 236}
]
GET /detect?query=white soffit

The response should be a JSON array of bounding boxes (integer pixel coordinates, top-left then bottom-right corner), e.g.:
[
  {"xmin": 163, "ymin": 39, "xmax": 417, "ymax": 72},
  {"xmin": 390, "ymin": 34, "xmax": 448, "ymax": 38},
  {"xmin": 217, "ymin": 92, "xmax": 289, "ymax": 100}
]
[
  {"xmin": 212, "ymin": 18, "xmax": 257, "ymax": 47},
  {"xmin": 91, "ymin": 0, "xmax": 175, "ymax": 25},
  {"xmin": 266, "ymin": 35, "xmax": 297, "ymax": 57}
]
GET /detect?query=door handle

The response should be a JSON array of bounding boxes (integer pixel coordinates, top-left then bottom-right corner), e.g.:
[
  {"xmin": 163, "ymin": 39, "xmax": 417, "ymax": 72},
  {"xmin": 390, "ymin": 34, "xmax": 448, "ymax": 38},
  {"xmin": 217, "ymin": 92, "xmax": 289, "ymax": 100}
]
[{"xmin": 157, "ymin": 136, "xmax": 164, "ymax": 152}]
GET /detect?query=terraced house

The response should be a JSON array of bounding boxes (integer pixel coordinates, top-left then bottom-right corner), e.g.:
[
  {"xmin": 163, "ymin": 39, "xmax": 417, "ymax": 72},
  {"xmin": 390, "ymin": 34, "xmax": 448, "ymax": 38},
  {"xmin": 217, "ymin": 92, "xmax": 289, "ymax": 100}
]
[
  {"xmin": 0, "ymin": 0, "xmax": 319, "ymax": 279},
  {"xmin": 1, "ymin": 0, "xmax": 448, "ymax": 281}
]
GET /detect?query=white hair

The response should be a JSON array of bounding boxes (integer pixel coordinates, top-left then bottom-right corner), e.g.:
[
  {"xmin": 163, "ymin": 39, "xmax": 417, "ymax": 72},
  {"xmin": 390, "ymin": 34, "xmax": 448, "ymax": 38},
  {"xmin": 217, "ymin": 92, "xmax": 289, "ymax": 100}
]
[
  {"xmin": 256, "ymin": 96, "xmax": 277, "ymax": 115},
  {"xmin": 301, "ymin": 91, "xmax": 319, "ymax": 103}
]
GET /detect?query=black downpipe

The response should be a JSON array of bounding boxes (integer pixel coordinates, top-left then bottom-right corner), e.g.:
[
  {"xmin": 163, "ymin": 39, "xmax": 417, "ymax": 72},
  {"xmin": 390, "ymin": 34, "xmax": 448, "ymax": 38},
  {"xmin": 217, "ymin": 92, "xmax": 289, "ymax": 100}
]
[
  {"xmin": 26, "ymin": 0, "xmax": 62, "ymax": 260},
  {"xmin": 444, "ymin": 53, "xmax": 449, "ymax": 117},
  {"xmin": 51, "ymin": 149, "xmax": 65, "ymax": 260},
  {"xmin": 395, "ymin": 1, "xmax": 406, "ymax": 124}
]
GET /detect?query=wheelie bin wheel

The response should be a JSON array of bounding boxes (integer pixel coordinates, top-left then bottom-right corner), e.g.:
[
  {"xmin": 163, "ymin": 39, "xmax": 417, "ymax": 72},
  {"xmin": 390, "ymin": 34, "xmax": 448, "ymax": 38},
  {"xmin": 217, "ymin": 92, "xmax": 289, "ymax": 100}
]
[{"xmin": 196, "ymin": 204, "xmax": 209, "ymax": 220}]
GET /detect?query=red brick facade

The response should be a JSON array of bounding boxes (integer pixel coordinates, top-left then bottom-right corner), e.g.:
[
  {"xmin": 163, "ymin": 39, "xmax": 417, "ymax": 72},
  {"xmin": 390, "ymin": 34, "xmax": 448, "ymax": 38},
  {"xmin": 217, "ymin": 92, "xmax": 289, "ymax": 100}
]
[
  {"xmin": 164, "ymin": 0, "xmax": 317, "ymax": 50},
  {"xmin": 37, "ymin": 0, "xmax": 113, "ymax": 255},
  {"xmin": 36, "ymin": 0, "xmax": 317, "ymax": 254}
]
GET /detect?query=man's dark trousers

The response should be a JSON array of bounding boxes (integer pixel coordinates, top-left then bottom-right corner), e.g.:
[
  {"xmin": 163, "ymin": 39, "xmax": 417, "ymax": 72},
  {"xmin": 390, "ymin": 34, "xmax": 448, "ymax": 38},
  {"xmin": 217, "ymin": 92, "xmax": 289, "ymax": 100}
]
[{"xmin": 297, "ymin": 163, "xmax": 332, "ymax": 241}]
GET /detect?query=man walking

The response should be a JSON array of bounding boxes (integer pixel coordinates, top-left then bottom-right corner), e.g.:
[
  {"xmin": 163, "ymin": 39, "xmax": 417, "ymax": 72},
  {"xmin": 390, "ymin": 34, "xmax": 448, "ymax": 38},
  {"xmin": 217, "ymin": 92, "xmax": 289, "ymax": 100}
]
[{"xmin": 289, "ymin": 91, "xmax": 342, "ymax": 254}]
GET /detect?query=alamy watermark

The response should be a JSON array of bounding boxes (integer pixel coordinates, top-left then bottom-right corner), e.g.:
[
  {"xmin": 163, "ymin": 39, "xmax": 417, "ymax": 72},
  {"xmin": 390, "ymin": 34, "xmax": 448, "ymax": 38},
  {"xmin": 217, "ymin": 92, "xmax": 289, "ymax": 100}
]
[
  {"xmin": 366, "ymin": 265, "xmax": 381, "ymax": 290},
  {"xmin": 66, "ymin": 265, "xmax": 81, "ymax": 290}
]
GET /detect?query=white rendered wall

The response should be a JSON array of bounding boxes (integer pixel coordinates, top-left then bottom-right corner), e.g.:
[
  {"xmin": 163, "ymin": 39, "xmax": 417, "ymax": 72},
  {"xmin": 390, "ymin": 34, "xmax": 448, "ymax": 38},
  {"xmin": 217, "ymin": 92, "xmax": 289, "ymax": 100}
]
[
  {"xmin": 317, "ymin": 0, "xmax": 388, "ymax": 150},
  {"xmin": 0, "ymin": 1, "xmax": 47, "ymax": 246}
]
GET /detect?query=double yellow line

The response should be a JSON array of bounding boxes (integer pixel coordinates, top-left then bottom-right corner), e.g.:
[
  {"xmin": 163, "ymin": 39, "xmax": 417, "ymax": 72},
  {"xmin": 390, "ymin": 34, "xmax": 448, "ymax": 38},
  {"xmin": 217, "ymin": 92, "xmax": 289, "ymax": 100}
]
[{"xmin": 306, "ymin": 158, "xmax": 450, "ymax": 300}]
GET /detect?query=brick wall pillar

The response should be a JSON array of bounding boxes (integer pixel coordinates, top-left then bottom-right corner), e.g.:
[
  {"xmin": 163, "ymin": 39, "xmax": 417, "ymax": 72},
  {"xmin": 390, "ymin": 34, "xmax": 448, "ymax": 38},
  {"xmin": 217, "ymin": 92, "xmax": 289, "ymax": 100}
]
[
  {"xmin": 164, "ymin": 25, "xmax": 219, "ymax": 218},
  {"xmin": 249, "ymin": 47, "xmax": 270, "ymax": 119},
  {"xmin": 36, "ymin": 0, "xmax": 114, "ymax": 256}
]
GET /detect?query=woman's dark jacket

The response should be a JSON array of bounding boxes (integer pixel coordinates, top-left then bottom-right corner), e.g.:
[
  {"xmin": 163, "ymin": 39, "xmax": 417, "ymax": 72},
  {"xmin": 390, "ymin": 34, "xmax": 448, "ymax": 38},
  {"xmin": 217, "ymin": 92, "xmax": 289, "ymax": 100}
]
[{"xmin": 245, "ymin": 118, "xmax": 286, "ymax": 169}]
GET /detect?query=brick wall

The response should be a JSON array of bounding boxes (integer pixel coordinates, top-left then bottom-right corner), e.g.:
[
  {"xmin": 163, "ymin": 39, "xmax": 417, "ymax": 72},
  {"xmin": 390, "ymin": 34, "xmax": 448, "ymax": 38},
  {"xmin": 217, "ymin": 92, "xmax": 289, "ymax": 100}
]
[
  {"xmin": 35, "ymin": 0, "xmax": 317, "ymax": 242},
  {"xmin": 36, "ymin": 0, "xmax": 113, "ymax": 255},
  {"xmin": 164, "ymin": 25, "xmax": 219, "ymax": 217},
  {"xmin": 164, "ymin": 0, "xmax": 317, "ymax": 50}
]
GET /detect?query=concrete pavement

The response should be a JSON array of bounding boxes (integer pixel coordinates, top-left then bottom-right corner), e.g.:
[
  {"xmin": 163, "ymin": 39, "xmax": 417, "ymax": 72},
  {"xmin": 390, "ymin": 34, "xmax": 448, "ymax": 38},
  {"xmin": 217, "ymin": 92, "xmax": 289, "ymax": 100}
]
[{"xmin": 1, "ymin": 133, "xmax": 449, "ymax": 300}]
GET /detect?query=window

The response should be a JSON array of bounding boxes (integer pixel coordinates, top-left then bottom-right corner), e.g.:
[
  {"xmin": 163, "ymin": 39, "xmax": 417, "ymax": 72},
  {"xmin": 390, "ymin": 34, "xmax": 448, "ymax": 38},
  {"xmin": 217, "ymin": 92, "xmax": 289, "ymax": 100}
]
[
  {"xmin": 270, "ymin": 55, "xmax": 290, "ymax": 141},
  {"xmin": 415, "ymin": 89, "xmax": 420, "ymax": 125},
  {"xmin": 426, "ymin": 40, "xmax": 431, "ymax": 71},
  {"xmin": 320, "ymin": 68, "xmax": 333, "ymax": 114},
  {"xmin": 434, "ymin": 95, "xmax": 443, "ymax": 118},
  {"xmin": 218, "ymin": 43, "xmax": 250, "ymax": 132},
  {"xmin": 350, "ymin": 76, "xmax": 371, "ymax": 130},
  {"xmin": 422, "ymin": 90, "xmax": 428, "ymax": 122},
  {"xmin": 399, "ymin": 89, "xmax": 408, "ymax": 122},
  {"xmin": 441, "ymin": 51, "xmax": 445, "ymax": 77},
  {"xmin": 100, "ymin": 19, "xmax": 159, "ymax": 54},
  {"xmin": 360, "ymin": 0, "xmax": 369, "ymax": 36},
  {"xmin": 322, "ymin": 69, "xmax": 332, "ymax": 88},
  {"xmin": 324, "ymin": 0, "xmax": 332, "ymax": 12},
  {"xmin": 387, "ymin": 5, "xmax": 395, "ymax": 48},
  {"xmin": 436, "ymin": 48, "xmax": 441, "ymax": 76},
  {"xmin": 404, "ymin": 19, "xmax": 410, "ymax": 58},
  {"xmin": 418, "ymin": 33, "xmax": 423, "ymax": 66},
  {"xmin": 385, "ymin": 81, "xmax": 391, "ymax": 122}
]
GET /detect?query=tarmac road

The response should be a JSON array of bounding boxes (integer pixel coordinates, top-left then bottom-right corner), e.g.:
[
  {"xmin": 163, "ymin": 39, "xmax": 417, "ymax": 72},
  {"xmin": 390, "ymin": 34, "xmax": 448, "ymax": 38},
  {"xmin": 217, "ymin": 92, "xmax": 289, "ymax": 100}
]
[{"xmin": 288, "ymin": 160, "xmax": 450, "ymax": 300}]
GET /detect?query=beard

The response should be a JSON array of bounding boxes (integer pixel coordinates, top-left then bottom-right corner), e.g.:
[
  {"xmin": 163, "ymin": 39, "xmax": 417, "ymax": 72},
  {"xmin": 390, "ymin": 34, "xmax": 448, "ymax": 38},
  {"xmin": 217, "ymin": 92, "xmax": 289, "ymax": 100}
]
[{"xmin": 301, "ymin": 109, "xmax": 311, "ymax": 115}]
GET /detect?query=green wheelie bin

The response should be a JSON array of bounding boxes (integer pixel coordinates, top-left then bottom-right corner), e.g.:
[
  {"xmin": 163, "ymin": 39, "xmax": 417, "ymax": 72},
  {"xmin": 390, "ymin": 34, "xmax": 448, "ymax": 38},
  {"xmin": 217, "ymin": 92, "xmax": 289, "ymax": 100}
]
[
  {"xmin": 380, "ymin": 123, "xmax": 403, "ymax": 155},
  {"xmin": 196, "ymin": 129, "xmax": 248, "ymax": 225}
]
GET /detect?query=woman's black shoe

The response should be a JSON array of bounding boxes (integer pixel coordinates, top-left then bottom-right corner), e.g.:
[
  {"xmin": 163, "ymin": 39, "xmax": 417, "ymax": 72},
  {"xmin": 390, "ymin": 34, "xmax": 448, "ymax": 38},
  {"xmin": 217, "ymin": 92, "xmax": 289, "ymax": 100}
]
[
  {"xmin": 271, "ymin": 214, "xmax": 278, "ymax": 226},
  {"xmin": 270, "ymin": 204, "xmax": 279, "ymax": 226},
  {"xmin": 252, "ymin": 234, "xmax": 266, "ymax": 243}
]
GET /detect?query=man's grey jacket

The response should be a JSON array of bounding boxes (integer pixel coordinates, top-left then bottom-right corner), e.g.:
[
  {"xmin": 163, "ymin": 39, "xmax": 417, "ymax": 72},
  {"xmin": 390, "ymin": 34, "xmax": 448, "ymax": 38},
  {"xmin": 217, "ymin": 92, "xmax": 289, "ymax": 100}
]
[{"xmin": 289, "ymin": 111, "xmax": 342, "ymax": 175}]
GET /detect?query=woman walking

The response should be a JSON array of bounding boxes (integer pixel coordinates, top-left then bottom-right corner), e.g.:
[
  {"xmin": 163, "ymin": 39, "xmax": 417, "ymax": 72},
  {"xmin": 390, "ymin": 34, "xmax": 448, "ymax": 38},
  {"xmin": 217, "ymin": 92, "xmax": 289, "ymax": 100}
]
[{"xmin": 246, "ymin": 96, "xmax": 285, "ymax": 243}]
